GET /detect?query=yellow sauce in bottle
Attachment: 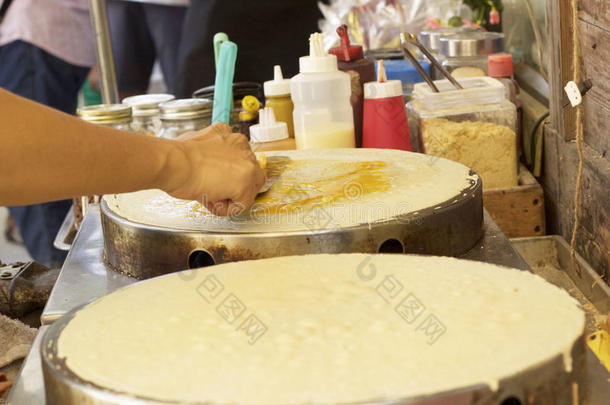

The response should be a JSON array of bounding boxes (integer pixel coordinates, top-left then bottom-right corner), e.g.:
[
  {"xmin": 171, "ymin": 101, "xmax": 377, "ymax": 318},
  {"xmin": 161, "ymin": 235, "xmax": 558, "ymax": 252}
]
[{"xmin": 266, "ymin": 95, "xmax": 294, "ymax": 138}]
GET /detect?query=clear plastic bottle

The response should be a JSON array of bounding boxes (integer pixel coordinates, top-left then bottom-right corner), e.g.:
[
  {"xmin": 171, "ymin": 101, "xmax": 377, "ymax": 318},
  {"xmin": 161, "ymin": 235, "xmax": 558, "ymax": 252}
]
[{"xmin": 290, "ymin": 33, "xmax": 355, "ymax": 149}]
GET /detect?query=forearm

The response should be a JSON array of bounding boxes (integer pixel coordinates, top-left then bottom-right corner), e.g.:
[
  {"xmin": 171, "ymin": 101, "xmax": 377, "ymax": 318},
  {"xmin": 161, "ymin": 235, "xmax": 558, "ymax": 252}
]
[{"xmin": 0, "ymin": 89, "xmax": 183, "ymax": 205}]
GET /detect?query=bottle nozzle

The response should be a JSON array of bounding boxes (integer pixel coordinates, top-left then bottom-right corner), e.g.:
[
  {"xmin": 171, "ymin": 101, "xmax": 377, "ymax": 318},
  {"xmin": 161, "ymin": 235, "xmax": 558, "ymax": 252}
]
[
  {"xmin": 377, "ymin": 60, "xmax": 387, "ymax": 83},
  {"xmin": 336, "ymin": 24, "xmax": 352, "ymax": 61},
  {"xmin": 309, "ymin": 33, "xmax": 325, "ymax": 57},
  {"xmin": 250, "ymin": 107, "xmax": 288, "ymax": 143},
  {"xmin": 260, "ymin": 107, "xmax": 277, "ymax": 125},
  {"xmin": 273, "ymin": 65, "xmax": 284, "ymax": 81}
]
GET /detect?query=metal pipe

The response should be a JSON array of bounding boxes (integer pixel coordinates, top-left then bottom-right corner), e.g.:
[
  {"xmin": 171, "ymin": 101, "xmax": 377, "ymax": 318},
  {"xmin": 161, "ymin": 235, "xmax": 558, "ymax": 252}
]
[
  {"xmin": 89, "ymin": 0, "xmax": 119, "ymax": 103},
  {"xmin": 402, "ymin": 32, "xmax": 463, "ymax": 90},
  {"xmin": 399, "ymin": 33, "xmax": 438, "ymax": 92}
]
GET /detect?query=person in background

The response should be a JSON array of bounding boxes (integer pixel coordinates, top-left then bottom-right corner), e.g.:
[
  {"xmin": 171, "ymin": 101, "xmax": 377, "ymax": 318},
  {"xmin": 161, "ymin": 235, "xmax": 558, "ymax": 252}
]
[
  {"xmin": 0, "ymin": 0, "xmax": 95, "ymax": 267},
  {"xmin": 107, "ymin": 0, "xmax": 188, "ymax": 98},
  {"xmin": 174, "ymin": 0, "xmax": 322, "ymax": 98}
]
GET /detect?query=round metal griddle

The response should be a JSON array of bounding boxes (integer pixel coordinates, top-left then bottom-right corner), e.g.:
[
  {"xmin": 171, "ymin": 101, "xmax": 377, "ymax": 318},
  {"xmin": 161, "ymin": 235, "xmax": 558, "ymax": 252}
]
[
  {"xmin": 101, "ymin": 149, "xmax": 485, "ymax": 279},
  {"xmin": 101, "ymin": 184, "xmax": 483, "ymax": 280},
  {"xmin": 41, "ymin": 302, "xmax": 585, "ymax": 405}
]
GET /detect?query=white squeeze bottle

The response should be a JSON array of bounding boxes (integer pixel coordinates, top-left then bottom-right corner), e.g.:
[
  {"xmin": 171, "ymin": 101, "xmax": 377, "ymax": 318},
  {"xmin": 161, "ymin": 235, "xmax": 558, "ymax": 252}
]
[{"xmin": 290, "ymin": 33, "xmax": 355, "ymax": 149}]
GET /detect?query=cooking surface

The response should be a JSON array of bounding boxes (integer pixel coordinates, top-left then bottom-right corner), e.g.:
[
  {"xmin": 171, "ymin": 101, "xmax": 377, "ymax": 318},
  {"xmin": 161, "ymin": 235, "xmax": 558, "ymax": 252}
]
[
  {"xmin": 52, "ymin": 254, "xmax": 582, "ymax": 404},
  {"xmin": 105, "ymin": 149, "xmax": 479, "ymax": 233}
]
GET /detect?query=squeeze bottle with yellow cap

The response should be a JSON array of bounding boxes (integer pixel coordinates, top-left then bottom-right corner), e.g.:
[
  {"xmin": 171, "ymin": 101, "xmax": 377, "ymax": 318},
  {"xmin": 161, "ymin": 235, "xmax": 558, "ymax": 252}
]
[
  {"xmin": 264, "ymin": 65, "xmax": 294, "ymax": 138},
  {"xmin": 290, "ymin": 33, "xmax": 355, "ymax": 149},
  {"xmin": 239, "ymin": 95, "xmax": 260, "ymax": 139}
]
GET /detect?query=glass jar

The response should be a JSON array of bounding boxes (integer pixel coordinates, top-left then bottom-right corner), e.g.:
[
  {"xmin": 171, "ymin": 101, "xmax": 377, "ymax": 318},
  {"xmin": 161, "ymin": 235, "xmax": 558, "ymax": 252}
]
[
  {"xmin": 122, "ymin": 93, "xmax": 175, "ymax": 136},
  {"xmin": 76, "ymin": 104, "xmax": 132, "ymax": 130},
  {"xmin": 439, "ymin": 32, "xmax": 504, "ymax": 77},
  {"xmin": 192, "ymin": 82, "xmax": 263, "ymax": 132},
  {"xmin": 158, "ymin": 98, "xmax": 213, "ymax": 139}
]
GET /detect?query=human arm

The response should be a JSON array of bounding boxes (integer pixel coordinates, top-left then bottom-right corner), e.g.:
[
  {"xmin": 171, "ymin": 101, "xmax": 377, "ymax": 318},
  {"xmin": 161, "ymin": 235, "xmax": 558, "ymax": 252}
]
[{"xmin": 0, "ymin": 88, "xmax": 264, "ymax": 215}]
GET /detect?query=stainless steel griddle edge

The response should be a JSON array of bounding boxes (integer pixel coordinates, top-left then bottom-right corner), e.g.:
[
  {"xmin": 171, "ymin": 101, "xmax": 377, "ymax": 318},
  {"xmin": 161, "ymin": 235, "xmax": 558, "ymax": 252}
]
[{"xmin": 40, "ymin": 204, "xmax": 529, "ymax": 326}]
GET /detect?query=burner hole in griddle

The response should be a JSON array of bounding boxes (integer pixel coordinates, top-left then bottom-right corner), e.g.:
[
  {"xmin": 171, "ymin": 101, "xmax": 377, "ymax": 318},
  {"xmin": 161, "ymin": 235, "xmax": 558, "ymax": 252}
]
[
  {"xmin": 500, "ymin": 397, "xmax": 522, "ymax": 405},
  {"xmin": 378, "ymin": 239, "xmax": 404, "ymax": 253},
  {"xmin": 188, "ymin": 250, "xmax": 215, "ymax": 268}
]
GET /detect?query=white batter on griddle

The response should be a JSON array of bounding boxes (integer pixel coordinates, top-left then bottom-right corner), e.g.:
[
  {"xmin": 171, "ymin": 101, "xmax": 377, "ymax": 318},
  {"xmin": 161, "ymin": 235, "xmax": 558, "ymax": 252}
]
[
  {"xmin": 104, "ymin": 149, "xmax": 479, "ymax": 232},
  {"xmin": 57, "ymin": 254, "xmax": 584, "ymax": 404}
]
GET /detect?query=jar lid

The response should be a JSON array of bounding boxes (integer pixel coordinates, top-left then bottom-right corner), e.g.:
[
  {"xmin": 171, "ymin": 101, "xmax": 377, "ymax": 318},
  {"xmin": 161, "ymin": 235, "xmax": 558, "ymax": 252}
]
[
  {"xmin": 159, "ymin": 98, "xmax": 213, "ymax": 120},
  {"xmin": 488, "ymin": 53, "xmax": 514, "ymax": 78},
  {"xmin": 122, "ymin": 94, "xmax": 175, "ymax": 116},
  {"xmin": 439, "ymin": 32, "xmax": 504, "ymax": 57},
  {"xmin": 419, "ymin": 27, "xmax": 481, "ymax": 52},
  {"xmin": 77, "ymin": 104, "xmax": 132, "ymax": 123}
]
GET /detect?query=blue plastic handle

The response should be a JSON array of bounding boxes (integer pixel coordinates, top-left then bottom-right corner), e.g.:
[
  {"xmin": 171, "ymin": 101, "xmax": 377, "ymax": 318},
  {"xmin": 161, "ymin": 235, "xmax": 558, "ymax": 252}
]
[{"xmin": 212, "ymin": 41, "xmax": 237, "ymax": 125}]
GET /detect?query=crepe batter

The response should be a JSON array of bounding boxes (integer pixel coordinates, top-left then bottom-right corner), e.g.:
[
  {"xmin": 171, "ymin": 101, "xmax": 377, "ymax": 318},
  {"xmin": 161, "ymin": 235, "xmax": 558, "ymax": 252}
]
[
  {"xmin": 104, "ymin": 149, "xmax": 479, "ymax": 232},
  {"xmin": 57, "ymin": 254, "xmax": 584, "ymax": 404}
]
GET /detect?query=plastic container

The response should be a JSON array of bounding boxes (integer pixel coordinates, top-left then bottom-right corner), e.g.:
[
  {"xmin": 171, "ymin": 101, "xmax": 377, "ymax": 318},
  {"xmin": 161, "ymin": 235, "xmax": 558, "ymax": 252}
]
[
  {"xmin": 157, "ymin": 98, "xmax": 213, "ymax": 139},
  {"xmin": 77, "ymin": 104, "xmax": 132, "ymax": 131},
  {"xmin": 290, "ymin": 33, "xmax": 355, "ymax": 149},
  {"xmin": 264, "ymin": 65, "xmax": 294, "ymax": 138},
  {"xmin": 362, "ymin": 62, "xmax": 412, "ymax": 151},
  {"xmin": 439, "ymin": 32, "xmax": 504, "ymax": 77},
  {"xmin": 406, "ymin": 77, "xmax": 518, "ymax": 189},
  {"xmin": 329, "ymin": 25, "xmax": 376, "ymax": 148},
  {"xmin": 378, "ymin": 59, "xmax": 431, "ymax": 101},
  {"xmin": 122, "ymin": 94, "xmax": 175, "ymax": 136},
  {"xmin": 250, "ymin": 107, "xmax": 296, "ymax": 152}
]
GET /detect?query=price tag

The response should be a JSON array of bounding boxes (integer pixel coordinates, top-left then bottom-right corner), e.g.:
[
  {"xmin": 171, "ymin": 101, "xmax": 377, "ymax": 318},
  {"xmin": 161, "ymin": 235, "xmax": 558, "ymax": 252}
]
[{"xmin": 564, "ymin": 81, "xmax": 583, "ymax": 107}]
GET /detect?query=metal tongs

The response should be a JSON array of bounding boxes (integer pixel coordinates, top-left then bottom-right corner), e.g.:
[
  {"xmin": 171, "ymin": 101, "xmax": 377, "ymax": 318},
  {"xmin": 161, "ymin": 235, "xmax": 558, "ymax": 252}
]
[{"xmin": 399, "ymin": 32, "xmax": 463, "ymax": 93}]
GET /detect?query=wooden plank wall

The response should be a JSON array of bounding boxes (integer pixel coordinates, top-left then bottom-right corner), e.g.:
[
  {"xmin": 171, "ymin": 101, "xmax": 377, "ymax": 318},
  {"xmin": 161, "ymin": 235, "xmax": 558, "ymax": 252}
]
[{"xmin": 542, "ymin": 0, "xmax": 610, "ymax": 280}]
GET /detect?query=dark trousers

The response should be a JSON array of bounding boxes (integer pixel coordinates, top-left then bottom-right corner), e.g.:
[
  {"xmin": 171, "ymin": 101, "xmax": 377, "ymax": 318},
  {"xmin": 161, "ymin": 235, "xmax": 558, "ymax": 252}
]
[
  {"xmin": 107, "ymin": 0, "xmax": 186, "ymax": 95},
  {"xmin": 0, "ymin": 40, "xmax": 89, "ymax": 266}
]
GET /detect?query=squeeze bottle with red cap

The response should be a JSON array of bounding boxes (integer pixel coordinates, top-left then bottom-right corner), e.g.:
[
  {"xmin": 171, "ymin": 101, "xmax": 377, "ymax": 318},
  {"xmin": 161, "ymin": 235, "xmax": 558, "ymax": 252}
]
[
  {"xmin": 291, "ymin": 33, "xmax": 355, "ymax": 149},
  {"xmin": 362, "ymin": 60, "xmax": 412, "ymax": 151},
  {"xmin": 329, "ymin": 25, "xmax": 376, "ymax": 148}
]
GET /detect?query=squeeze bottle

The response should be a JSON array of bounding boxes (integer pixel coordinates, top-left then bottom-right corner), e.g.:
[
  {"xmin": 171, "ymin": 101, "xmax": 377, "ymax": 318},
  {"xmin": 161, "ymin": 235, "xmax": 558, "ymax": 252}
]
[
  {"xmin": 329, "ymin": 25, "xmax": 376, "ymax": 148},
  {"xmin": 362, "ymin": 60, "xmax": 412, "ymax": 151},
  {"xmin": 264, "ymin": 65, "xmax": 294, "ymax": 138},
  {"xmin": 290, "ymin": 33, "xmax": 355, "ymax": 149}
]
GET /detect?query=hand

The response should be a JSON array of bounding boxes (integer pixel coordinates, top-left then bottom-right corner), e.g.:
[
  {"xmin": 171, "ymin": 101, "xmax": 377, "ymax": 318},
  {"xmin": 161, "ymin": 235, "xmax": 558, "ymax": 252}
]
[{"xmin": 163, "ymin": 123, "xmax": 265, "ymax": 216}]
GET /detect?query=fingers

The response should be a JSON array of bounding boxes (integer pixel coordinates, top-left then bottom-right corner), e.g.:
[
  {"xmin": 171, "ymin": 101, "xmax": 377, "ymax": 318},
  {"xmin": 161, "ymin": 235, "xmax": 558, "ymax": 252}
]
[{"xmin": 176, "ymin": 123, "xmax": 232, "ymax": 141}]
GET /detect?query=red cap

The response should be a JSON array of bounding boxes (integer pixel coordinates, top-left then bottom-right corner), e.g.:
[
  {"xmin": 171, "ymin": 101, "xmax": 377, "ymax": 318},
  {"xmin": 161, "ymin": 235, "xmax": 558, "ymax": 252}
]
[
  {"xmin": 488, "ymin": 53, "xmax": 514, "ymax": 78},
  {"xmin": 328, "ymin": 25, "xmax": 363, "ymax": 61}
]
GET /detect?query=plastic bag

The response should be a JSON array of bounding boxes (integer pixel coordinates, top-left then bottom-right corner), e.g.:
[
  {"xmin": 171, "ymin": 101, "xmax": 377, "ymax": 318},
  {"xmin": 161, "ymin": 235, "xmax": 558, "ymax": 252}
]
[{"xmin": 318, "ymin": 0, "xmax": 465, "ymax": 50}]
